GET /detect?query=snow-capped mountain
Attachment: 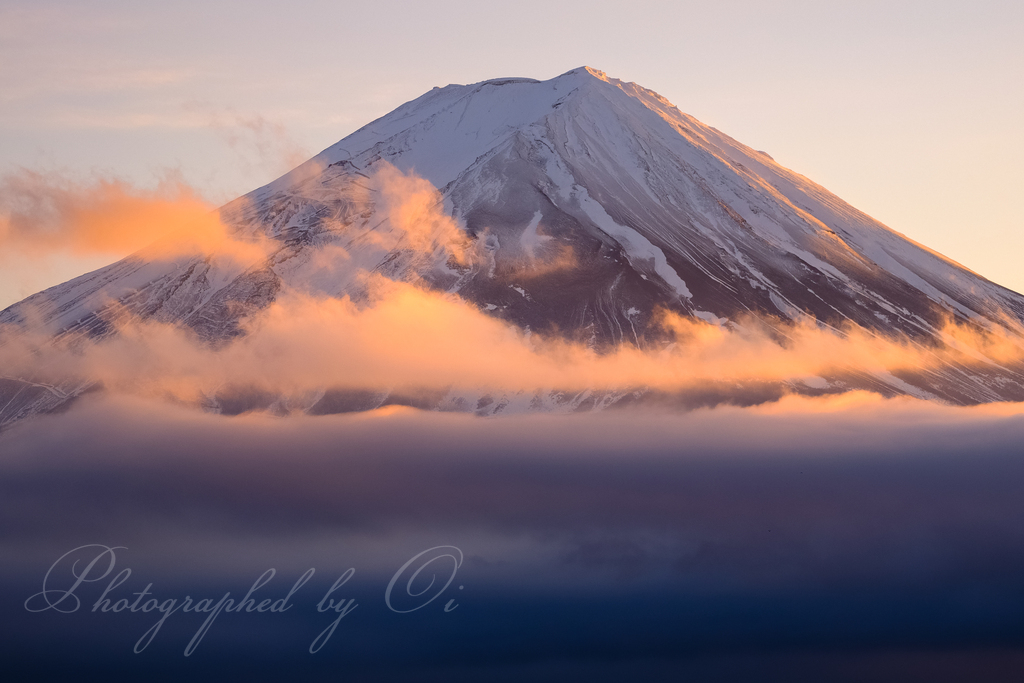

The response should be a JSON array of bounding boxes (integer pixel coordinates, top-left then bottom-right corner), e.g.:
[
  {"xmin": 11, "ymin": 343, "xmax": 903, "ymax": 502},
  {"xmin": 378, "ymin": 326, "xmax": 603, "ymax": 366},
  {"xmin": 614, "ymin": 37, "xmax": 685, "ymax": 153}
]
[{"xmin": 3, "ymin": 66, "xmax": 1024, "ymax": 423}]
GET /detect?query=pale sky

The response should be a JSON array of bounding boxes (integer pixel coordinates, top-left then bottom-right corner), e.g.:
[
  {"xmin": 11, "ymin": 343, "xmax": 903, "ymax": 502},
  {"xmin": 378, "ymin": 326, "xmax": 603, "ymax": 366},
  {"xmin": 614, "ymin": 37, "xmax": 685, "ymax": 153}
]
[{"xmin": 1, "ymin": 0, "xmax": 1021, "ymax": 307}]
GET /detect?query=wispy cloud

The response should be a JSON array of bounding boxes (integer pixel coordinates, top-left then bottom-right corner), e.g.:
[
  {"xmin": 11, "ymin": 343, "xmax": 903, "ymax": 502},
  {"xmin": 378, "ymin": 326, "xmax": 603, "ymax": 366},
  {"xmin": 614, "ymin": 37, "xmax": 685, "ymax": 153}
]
[{"xmin": 191, "ymin": 106, "xmax": 311, "ymax": 178}]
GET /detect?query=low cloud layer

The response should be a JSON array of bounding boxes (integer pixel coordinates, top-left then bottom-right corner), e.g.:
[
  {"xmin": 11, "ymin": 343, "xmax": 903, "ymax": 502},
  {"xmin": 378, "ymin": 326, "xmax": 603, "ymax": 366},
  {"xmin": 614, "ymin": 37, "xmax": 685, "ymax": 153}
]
[
  {"xmin": 2, "ymin": 396, "xmax": 1024, "ymax": 680},
  {"xmin": 4, "ymin": 392, "xmax": 1024, "ymax": 580}
]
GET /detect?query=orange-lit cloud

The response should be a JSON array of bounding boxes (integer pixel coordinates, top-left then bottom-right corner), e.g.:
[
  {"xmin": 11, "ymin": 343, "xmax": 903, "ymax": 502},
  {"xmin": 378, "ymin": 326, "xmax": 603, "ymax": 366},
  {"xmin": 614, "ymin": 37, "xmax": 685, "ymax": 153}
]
[
  {"xmin": 369, "ymin": 163, "xmax": 477, "ymax": 266},
  {"xmin": 3, "ymin": 272, "xmax": 1023, "ymax": 414},
  {"xmin": 0, "ymin": 169, "xmax": 272, "ymax": 264},
  {"xmin": 370, "ymin": 169, "xmax": 576, "ymax": 275}
]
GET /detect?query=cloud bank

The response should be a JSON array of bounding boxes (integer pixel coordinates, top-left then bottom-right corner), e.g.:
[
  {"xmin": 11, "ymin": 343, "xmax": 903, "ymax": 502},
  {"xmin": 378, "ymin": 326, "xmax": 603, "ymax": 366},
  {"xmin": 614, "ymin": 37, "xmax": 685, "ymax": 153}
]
[
  {"xmin": 2, "ymin": 396, "xmax": 1024, "ymax": 681},
  {"xmin": 4, "ymin": 278, "xmax": 1024, "ymax": 411}
]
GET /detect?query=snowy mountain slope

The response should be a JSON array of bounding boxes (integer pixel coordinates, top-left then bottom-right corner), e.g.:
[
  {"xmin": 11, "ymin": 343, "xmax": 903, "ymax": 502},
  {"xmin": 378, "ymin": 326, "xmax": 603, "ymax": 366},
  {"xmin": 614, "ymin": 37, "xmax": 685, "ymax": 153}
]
[{"xmin": 3, "ymin": 66, "xmax": 1024, "ymax": 423}]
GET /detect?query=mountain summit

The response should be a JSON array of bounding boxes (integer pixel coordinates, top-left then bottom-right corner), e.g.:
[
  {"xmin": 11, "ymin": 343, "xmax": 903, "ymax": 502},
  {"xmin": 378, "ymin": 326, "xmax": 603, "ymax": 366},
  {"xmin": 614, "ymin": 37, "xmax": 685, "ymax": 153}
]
[{"xmin": 3, "ymin": 67, "xmax": 1024, "ymax": 421}]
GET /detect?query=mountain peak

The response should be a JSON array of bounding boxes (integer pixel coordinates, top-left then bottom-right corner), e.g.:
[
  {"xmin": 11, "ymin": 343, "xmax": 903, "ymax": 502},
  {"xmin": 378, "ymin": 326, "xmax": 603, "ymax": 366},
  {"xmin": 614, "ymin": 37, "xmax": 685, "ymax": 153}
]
[
  {"xmin": 560, "ymin": 65, "xmax": 612, "ymax": 81},
  {"xmin": 467, "ymin": 66, "xmax": 620, "ymax": 94}
]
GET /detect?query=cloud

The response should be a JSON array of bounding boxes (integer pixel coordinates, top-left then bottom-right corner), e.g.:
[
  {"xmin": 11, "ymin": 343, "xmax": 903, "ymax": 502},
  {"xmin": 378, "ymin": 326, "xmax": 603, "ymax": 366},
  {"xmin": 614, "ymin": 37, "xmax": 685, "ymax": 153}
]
[
  {"xmin": 2, "ymin": 274, "xmax": 1023, "ymax": 414},
  {"xmin": 3, "ymin": 393, "xmax": 1024, "ymax": 601},
  {"xmin": 3, "ymin": 389, "xmax": 1023, "ymax": 540},
  {"xmin": 370, "ymin": 163, "xmax": 478, "ymax": 266},
  {"xmin": 0, "ymin": 168, "xmax": 272, "ymax": 265},
  {"xmin": 2, "ymin": 351, "xmax": 1024, "ymax": 679},
  {"xmin": 196, "ymin": 107, "xmax": 310, "ymax": 178}
]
